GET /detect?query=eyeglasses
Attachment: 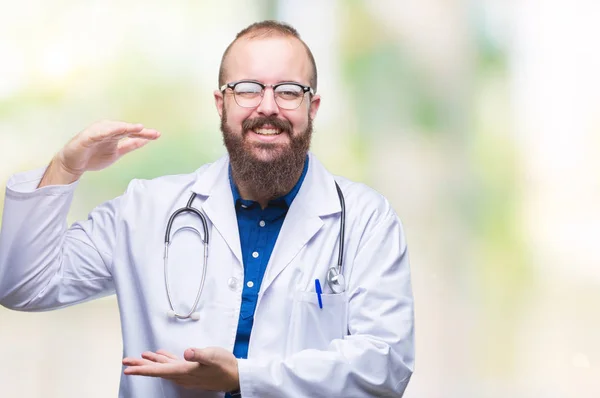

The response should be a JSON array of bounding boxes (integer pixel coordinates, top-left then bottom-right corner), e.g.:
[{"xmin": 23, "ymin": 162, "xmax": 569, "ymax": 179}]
[{"xmin": 220, "ymin": 80, "xmax": 314, "ymax": 110}]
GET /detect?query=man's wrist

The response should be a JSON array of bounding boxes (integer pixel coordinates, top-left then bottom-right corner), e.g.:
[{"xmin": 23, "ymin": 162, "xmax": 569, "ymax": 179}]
[
  {"xmin": 38, "ymin": 156, "xmax": 82, "ymax": 188},
  {"xmin": 227, "ymin": 357, "xmax": 241, "ymax": 394}
]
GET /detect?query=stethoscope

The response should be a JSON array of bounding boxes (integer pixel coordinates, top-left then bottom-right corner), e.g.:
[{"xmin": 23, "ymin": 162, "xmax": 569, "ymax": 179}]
[{"xmin": 163, "ymin": 182, "xmax": 346, "ymax": 321}]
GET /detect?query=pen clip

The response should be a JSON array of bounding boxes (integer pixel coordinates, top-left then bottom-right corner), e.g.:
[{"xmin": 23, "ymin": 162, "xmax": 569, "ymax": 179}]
[{"xmin": 315, "ymin": 279, "xmax": 323, "ymax": 309}]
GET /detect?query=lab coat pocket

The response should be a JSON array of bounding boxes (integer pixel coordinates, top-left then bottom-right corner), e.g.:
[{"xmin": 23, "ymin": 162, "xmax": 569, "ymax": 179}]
[{"xmin": 286, "ymin": 290, "xmax": 348, "ymax": 356}]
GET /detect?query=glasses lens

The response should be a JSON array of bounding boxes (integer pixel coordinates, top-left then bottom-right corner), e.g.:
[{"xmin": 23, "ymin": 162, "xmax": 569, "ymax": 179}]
[
  {"xmin": 233, "ymin": 82, "xmax": 263, "ymax": 107},
  {"xmin": 274, "ymin": 84, "xmax": 305, "ymax": 109}
]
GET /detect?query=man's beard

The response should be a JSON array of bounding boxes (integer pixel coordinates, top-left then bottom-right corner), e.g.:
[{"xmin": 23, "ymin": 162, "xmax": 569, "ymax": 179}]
[{"xmin": 220, "ymin": 108, "xmax": 312, "ymax": 201}]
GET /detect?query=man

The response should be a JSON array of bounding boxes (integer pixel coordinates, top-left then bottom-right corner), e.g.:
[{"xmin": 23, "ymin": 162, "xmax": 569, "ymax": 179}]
[{"xmin": 0, "ymin": 21, "xmax": 414, "ymax": 397}]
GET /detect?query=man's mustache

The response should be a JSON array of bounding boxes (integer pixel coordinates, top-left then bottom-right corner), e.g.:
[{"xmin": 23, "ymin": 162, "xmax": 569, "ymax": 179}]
[{"xmin": 242, "ymin": 116, "xmax": 293, "ymax": 134}]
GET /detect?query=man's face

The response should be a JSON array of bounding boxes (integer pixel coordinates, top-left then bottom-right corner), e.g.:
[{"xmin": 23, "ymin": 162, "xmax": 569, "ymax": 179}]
[{"xmin": 214, "ymin": 36, "xmax": 321, "ymax": 165}]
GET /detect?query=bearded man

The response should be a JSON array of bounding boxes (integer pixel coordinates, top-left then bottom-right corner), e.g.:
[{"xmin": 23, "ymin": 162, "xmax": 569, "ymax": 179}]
[{"xmin": 0, "ymin": 20, "xmax": 415, "ymax": 398}]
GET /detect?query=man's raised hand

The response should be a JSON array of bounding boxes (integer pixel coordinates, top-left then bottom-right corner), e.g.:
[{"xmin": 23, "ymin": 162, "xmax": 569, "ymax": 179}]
[{"xmin": 39, "ymin": 120, "xmax": 160, "ymax": 187}]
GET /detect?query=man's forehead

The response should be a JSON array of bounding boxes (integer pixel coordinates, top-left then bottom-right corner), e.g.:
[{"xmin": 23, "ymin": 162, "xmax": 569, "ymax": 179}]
[{"xmin": 224, "ymin": 35, "xmax": 311, "ymax": 82}]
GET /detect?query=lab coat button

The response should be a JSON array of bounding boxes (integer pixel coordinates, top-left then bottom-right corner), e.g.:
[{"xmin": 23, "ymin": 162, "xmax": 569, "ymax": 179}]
[{"xmin": 227, "ymin": 277, "xmax": 238, "ymax": 290}]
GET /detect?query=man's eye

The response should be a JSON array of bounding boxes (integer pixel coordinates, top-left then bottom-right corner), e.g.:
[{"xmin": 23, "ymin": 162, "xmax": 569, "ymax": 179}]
[{"xmin": 234, "ymin": 83, "xmax": 262, "ymax": 94}]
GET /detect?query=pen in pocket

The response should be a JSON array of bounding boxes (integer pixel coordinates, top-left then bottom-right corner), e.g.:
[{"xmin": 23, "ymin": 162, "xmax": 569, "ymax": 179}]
[{"xmin": 315, "ymin": 279, "xmax": 323, "ymax": 309}]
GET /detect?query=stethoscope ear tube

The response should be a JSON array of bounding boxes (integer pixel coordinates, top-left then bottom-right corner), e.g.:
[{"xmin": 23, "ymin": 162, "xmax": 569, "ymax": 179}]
[{"xmin": 165, "ymin": 194, "xmax": 210, "ymax": 245}]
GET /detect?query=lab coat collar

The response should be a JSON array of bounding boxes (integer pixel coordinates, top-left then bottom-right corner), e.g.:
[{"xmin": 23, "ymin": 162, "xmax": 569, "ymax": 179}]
[
  {"xmin": 190, "ymin": 152, "xmax": 341, "ymax": 218},
  {"xmin": 190, "ymin": 155, "xmax": 242, "ymax": 266},
  {"xmin": 291, "ymin": 152, "xmax": 342, "ymax": 217},
  {"xmin": 190, "ymin": 155, "xmax": 229, "ymax": 197},
  {"xmin": 189, "ymin": 152, "xmax": 341, "ymax": 292}
]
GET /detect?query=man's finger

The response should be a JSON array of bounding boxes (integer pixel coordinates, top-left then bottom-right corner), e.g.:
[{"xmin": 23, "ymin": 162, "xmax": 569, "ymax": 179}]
[
  {"xmin": 123, "ymin": 362, "xmax": 189, "ymax": 377},
  {"xmin": 117, "ymin": 137, "xmax": 152, "ymax": 157},
  {"xmin": 109, "ymin": 125, "xmax": 159, "ymax": 141},
  {"xmin": 113, "ymin": 121, "xmax": 145, "ymax": 137},
  {"xmin": 89, "ymin": 121, "xmax": 144, "ymax": 142},
  {"xmin": 128, "ymin": 128, "xmax": 161, "ymax": 140},
  {"xmin": 123, "ymin": 365, "xmax": 162, "ymax": 377},
  {"xmin": 141, "ymin": 351, "xmax": 173, "ymax": 364},
  {"xmin": 156, "ymin": 349, "xmax": 179, "ymax": 360},
  {"xmin": 122, "ymin": 357, "xmax": 155, "ymax": 367}
]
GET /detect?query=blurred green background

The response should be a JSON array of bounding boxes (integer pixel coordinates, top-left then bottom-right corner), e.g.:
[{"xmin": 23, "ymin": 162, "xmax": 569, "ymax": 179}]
[{"xmin": 1, "ymin": 0, "xmax": 599, "ymax": 397}]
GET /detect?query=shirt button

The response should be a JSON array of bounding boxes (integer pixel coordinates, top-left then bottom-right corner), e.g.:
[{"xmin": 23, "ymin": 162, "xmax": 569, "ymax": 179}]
[
  {"xmin": 259, "ymin": 220, "xmax": 266, "ymax": 227},
  {"xmin": 246, "ymin": 281, "xmax": 254, "ymax": 288},
  {"xmin": 227, "ymin": 277, "xmax": 238, "ymax": 290},
  {"xmin": 252, "ymin": 251, "xmax": 259, "ymax": 258}
]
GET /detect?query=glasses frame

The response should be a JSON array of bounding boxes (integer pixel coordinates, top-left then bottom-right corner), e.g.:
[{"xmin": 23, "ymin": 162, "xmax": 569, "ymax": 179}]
[{"xmin": 219, "ymin": 80, "xmax": 315, "ymax": 110}]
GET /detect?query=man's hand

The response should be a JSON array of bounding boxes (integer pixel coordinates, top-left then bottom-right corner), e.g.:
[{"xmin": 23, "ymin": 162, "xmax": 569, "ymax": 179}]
[
  {"xmin": 122, "ymin": 347, "xmax": 240, "ymax": 392},
  {"xmin": 39, "ymin": 120, "xmax": 161, "ymax": 187}
]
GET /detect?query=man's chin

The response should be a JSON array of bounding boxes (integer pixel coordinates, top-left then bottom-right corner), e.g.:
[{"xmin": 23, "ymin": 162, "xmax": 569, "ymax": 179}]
[{"xmin": 246, "ymin": 145, "xmax": 289, "ymax": 163}]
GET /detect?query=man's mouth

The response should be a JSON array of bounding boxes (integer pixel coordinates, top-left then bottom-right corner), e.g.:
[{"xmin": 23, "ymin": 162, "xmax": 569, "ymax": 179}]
[{"xmin": 252, "ymin": 128, "xmax": 283, "ymax": 136}]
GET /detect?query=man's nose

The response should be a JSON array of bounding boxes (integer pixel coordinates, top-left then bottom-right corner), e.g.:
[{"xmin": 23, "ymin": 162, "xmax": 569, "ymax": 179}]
[{"xmin": 256, "ymin": 88, "xmax": 279, "ymax": 116}]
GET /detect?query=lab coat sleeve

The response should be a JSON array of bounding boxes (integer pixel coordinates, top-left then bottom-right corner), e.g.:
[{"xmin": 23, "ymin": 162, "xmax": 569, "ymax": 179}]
[
  {"xmin": 0, "ymin": 167, "xmax": 120, "ymax": 310},
  {"xmin": 237, "ymin": 206, "xmax": 415, "ymax": 397}
]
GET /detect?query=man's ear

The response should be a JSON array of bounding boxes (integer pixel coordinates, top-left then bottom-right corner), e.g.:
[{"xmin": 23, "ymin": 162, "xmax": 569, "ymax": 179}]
[
  {"xmin": 309, "ymin": 94, "xmax": 321, "ymax": 121},
  {"xmin": 308, "ymin": 94, "xmax": 321, "ymax": 120},
  {"xmin": 214, "ymin": 90, "xmax": 224, "ymax": 117}
]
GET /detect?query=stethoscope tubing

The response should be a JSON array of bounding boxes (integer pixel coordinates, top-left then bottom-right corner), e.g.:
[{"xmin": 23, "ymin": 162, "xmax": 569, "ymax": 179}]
[
  {"xmin": 163, "ymin": 181, "xmax": 346, "ymax": 320},
  {"xmin": 334, "ymin": 182, "xmax": 345, "ymax": 271},
  {"xmin": 164, "ymin": 193, "xmax": 210, "ymax": 320}
]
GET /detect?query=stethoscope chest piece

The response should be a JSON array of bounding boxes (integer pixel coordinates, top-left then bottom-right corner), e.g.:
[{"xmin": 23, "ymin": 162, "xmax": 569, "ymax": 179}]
[
  {"xmin": 327, "ymin": 266, "xmax": 346, "ymax": 294},
  {"xmin": 167, "ymin": 309, "xmax": 200, "ymax": 321}
]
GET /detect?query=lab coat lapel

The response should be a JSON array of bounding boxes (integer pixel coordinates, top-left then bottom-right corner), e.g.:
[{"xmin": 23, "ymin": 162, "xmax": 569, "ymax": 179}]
[
  {"xmin": 259, "ymin": 154, "xmax": 341, "ymax": 295},
  {"xmin": 191, "ymin": 156, "xmax": 243, "ymax": 266},
  {"xmin": 260, "ymin": 200, "xmax": 323, "ymax": 294}
]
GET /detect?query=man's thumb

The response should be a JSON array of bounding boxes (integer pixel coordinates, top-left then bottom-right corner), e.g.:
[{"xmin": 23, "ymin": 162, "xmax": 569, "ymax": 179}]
[{"xmin": 184, "ymin": 348, "xmax": 209, "ymax": 364}]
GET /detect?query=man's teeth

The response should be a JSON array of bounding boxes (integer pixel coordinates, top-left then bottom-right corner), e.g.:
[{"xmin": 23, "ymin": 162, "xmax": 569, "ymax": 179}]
[{"xmin": 254, "ymin": 128, "xmax": 281, "ymax": 135}]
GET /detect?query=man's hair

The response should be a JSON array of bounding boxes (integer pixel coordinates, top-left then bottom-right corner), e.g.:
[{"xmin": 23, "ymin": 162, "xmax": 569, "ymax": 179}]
[{"xmin": 218, "ymin": 20, "xmax": 318, "ymax": 92}]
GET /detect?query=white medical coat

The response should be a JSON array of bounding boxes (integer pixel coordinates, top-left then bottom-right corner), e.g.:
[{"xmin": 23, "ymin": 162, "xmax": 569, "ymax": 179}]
[{"xmin": 0, "ymin": 153, "xmax": 414, "ymax": 397}]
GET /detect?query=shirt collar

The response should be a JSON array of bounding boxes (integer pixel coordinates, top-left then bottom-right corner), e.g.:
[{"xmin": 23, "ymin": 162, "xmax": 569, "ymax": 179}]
[{"xmin": 229, "ymin": 155, "xmax": 309, "ymax": 209}]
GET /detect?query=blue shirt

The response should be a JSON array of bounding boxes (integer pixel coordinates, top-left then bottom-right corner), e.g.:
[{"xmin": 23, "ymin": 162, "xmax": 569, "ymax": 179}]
[{"xmin": 229, "ymin": 157, "xmax": 309, "ymax": 361}]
